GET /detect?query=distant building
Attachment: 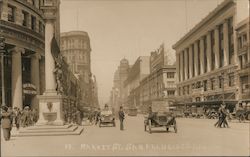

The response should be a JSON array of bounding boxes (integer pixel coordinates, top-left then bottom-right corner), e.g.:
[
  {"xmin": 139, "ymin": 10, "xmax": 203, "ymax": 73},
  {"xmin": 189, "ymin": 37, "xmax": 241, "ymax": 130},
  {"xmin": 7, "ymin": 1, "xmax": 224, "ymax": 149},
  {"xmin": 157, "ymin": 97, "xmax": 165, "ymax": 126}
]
[
  {"xmin": 123, "ymin": 56, "xmax": 150, "ymax": 109},
  {"xmin": 172, "ymin": 0, "xmax": 249, "ymax": 110},
  {"xmin": 60, "ymin": 31, "xmax": 98, "ymax": 110},
  {"xmin": 139, "ymin": 45, "xmax": 177, "ymax": 113},
  {"xmin": 110, "ymin": 58, "xmax": 130, "ymax": 114}
]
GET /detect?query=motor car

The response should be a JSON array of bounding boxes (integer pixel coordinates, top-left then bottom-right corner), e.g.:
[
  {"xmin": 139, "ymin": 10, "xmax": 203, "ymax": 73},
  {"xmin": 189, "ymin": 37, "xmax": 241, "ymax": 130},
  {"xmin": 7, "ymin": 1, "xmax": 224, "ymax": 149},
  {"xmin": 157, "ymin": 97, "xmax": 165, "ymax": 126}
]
[
  {"xmin": 99, "ymin": 110, "xmax": 115, "ymax": 127},
  {"xmin": 144, "ymin": 111, "xmax": 177, "ymax": 134}
]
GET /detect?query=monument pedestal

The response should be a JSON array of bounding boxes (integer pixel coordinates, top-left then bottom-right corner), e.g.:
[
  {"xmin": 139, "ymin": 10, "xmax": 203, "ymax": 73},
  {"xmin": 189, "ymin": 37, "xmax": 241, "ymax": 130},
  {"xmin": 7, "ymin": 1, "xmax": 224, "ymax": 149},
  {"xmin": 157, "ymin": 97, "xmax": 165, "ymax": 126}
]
[{"xmin": 36, "ymin": 92, "xmax": 65, "ymax": 126}]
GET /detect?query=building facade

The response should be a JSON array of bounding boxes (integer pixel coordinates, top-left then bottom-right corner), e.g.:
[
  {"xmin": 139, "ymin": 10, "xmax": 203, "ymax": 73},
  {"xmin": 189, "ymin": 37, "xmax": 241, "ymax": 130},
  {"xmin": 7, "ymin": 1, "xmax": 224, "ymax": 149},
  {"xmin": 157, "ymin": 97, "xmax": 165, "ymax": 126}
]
[
  {"xmin": 123, "ymin": 56, "xmax": 150, "ymax": 109},
  {"xmin": 172, "ymin": 0, "xmax": 248, "ymax": 110},
  {"xmin": 60, "ymin": 31, "xmax": 98, "ymax": 110},
  {"xmin": 110, "ymin": 58, "xmax": 130, "ymax": 114},
  {"xmin": 236, "ymin": 18, "xmax": 250, "ymax": 107},
  {"xmin": 0, "ymin": 0, "xmax": 46, "ymax": 109},
  {"xmin": 139, "ymin": 45, "xmax": 177, "ymax": 113}
]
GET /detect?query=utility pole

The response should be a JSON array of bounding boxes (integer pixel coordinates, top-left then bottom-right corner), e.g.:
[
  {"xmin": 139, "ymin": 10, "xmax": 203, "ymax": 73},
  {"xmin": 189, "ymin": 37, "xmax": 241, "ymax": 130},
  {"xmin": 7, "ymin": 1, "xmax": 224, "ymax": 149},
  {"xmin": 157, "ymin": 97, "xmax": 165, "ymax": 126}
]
[{"xmin": 0, "ymin": 37, "xmax": 6, "ymax": 106}]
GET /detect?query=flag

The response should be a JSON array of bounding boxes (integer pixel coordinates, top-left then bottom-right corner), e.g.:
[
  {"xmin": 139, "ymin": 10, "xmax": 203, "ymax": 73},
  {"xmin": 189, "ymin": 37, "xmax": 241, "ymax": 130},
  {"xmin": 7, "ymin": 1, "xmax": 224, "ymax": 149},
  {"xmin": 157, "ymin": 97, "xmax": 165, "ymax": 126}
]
[{"xmin": 51, "ymin": 36, "xmax": 60, "ymax": 59}]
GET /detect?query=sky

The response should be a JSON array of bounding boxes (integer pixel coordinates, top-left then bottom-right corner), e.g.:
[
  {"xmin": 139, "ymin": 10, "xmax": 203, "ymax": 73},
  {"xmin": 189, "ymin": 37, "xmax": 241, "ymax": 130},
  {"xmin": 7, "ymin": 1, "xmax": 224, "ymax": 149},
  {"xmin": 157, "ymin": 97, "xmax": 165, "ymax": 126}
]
[{"xmin": 60, "ymin": 0, "xmax": 224, "ymax": 105}]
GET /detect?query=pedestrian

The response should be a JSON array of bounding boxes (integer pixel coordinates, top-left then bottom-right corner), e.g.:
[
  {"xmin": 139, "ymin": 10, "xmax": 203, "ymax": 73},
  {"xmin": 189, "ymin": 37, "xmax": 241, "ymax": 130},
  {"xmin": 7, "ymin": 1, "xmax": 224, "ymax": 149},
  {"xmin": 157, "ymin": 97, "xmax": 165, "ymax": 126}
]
[
  {"xmin": 219, "ymin": 104, "xmax": 230, "ymax": 128},
  {"xmin": 76, "ymin": 108, "xmax": 82, "ymax": 125},
  {"xmin": 214, "ymin": 104, "xmax": 223, "ymax": 127},
  {"xmin": 13, "ymin": 107, "xmax": 21, "ymax": 130},
  {"xmin": 118, "ymin": 106, "xmax": 125, "ymax": 130},
  {"xmin": 95, "ymin": 108, "xmax": 101, "ymax": 125},
  {"xmin": 1, "ymin": 106, "xmax": 12, "ymax": 141}
]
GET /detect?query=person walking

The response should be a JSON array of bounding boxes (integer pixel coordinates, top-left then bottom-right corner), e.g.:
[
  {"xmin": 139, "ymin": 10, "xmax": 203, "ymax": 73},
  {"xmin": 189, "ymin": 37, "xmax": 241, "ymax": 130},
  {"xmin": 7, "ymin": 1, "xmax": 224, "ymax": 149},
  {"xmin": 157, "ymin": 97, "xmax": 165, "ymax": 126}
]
[
  {"xmin": 1, "ymin": 106, "xmax": 12, "ymax": 141},
  {"xmin": 214, "ymin": 104, "xmax": 223, "ymax": 127},
  {"xmin": 13, "ymin": 107, "xmax": 21, "ymax": 130},
  {"xmin": 118, "ymin": 106, "xmax": 125, "ymax": 130},
  {"xmin": 95, "ymin": 108, "xmax": 101, "ymax": 125}
]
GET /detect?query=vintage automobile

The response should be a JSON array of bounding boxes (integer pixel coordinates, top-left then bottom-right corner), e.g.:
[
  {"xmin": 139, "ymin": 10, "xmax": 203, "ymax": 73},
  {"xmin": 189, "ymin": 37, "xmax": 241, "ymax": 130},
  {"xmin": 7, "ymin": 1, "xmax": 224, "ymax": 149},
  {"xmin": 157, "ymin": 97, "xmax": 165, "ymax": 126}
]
[
  {"xmin": 144, "ymin": 111, "xmax": 177, "ymax": 133},
  {"xmin": 99, "ymin": 110, "xmax": 116, "ymax": 127}
]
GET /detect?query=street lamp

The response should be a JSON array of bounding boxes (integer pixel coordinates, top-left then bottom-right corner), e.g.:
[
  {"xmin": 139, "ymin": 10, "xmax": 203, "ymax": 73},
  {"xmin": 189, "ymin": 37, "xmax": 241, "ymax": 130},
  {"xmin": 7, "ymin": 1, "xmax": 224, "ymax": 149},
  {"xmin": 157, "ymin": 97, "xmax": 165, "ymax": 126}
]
[{"xmin": 0, "ymin": 36, "xmax": 6, "ymax": 106}]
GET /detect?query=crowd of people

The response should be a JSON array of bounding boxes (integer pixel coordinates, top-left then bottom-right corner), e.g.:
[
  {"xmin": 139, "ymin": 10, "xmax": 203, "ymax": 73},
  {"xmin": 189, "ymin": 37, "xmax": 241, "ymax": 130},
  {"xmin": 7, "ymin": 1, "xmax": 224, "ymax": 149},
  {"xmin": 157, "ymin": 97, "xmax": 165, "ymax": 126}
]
[{"xmin": 0, "ymin": 105, "xmax": 39, "ymax": 141}]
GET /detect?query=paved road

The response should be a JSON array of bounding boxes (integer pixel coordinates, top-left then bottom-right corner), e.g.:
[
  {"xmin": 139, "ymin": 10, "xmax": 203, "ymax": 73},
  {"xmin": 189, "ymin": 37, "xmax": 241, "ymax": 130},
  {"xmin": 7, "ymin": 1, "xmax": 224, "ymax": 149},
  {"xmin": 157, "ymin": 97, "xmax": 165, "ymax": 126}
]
[{"xmin": 1, "ymin": 115, "xmax": 249, "ymax": 156}]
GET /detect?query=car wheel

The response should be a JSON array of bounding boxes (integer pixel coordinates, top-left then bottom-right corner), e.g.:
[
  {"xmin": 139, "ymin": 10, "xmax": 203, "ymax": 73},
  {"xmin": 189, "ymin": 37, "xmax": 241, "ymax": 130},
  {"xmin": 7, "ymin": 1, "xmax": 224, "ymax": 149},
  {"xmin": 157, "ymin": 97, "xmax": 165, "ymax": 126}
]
[{"xmin": 166, "ymin": 127, "xmax": 169, "ymax": 132}]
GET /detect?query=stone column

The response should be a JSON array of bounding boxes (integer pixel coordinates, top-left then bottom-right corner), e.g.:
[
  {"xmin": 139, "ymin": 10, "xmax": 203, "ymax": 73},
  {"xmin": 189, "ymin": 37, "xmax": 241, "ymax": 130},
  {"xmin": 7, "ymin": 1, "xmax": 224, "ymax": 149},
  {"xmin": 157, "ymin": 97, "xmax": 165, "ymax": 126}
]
[
  {"xmin": 0, "ymin": 0, "xmax": 8, "ymax": 21},
  {"xmin": 223, "ymin": 19, "xmax": 229, "ymax": 66},
  {"xmin": 194, "ymin": 41, "xmax": 199, "ymax": 76},
  {"xmin": 44, "ymin": 19, "xmax": 56, "ymax": 94},
  {"xmin": 200, "ymin": 37, "xmax": 205, "ymax": 74},
  {"xmin": 206, "ymin": 32, "xmax": 212, "ymax": 72},
  {"xmin": 31, "ymin": 53, "xmax": 41, "ymax": 110},
  {"xmin": 214, "ymin": 26, "xmax": 220, "ymax": 69},
  {"xmin": 184, "ymin": 49, "xmax": 189, "ymax": 79},
  {"xmin": 179, "ymin": 52, "xmax": 183, "ymax": 81},
  {"xmin": 188, "ymin": 45, "xmax": 193, "ymax": 78},
  {"xmin": 12, "ymin": 47, "xmax": 24, "ymax": 109},
  {"xmin": 176, "ymin": 53, "xmax": 180, "ymax": 82}
]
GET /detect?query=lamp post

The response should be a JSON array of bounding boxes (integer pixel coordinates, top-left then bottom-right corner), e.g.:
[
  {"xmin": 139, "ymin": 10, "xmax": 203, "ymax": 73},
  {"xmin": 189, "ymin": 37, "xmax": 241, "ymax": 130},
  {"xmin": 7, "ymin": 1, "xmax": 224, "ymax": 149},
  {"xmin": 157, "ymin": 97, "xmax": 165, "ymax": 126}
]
[{"xmin": 0, "ymin": 37, "xmax": 6, "ymax": 106}]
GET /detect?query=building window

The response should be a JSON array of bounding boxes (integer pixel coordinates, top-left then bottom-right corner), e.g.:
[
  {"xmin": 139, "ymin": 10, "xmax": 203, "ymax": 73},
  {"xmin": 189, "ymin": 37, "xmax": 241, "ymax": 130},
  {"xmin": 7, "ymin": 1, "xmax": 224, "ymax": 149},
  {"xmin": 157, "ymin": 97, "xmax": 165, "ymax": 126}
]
[
  {"xmin": 187, "ymin": 85, "xmax": 190, "ymax": 94},
  {"xmin": 192, "ymin": 44, "xmax": 195, "ymax": 77},
  {"xmin": 178, "ymin": 54, "xmax": 181, "ymax": 81},
  {"xmin": 196, "ymin": 97, "xmax": 201, "ymax": 102},
  {"xmin": 182, "ymin": 51, "xmax": 185, "ymax": 80},
  {"xmin": 167, "ymin": 72, "xmax": 175, "ymax": 78},
  {"xmin": 8, "ymin": 5, "xmax": 15, "ymax": 22},
  {"xmin": 31, "ymin": 16, "xmax": 36, "ymax": 31},
  {"xmin": 228, "ymin": 74, "xmax": 234, "ymax": 87},
  {"xmin": 211, "ymin": 30, "xmax": 215, "ymax": 70},
  {"xmin": 22, "ymin": 11, "xmax": 28, "ymax": 26},
  {"xmin": 203, "ymin": 80, "xmax": 207, "ymax": 91},
  {"xmin": 219, "ymin": 24, "xmax": 224, "ymax": 67},
  {"xmin": 39, "ymin": 21, "xmax": 43, "ymax": 33},
  {"xmin": 219, "ymin": 76, "xmax": 223, "ymax": 89},
  {"xmin": 178, "ymin": 87, "xmax": 181, "ymax": 96},
  {"xmin": 196, "ymin": 81, "xmax": 201, "ymax": 88},
  {"xmin": 187, "ymin": 48, "xmax": 189, "ymax": 79},
  {"xmin": 228, "ymin": 17, "xmax": 234, "ymax": 64},
  {"xmin": 204, "ymin": 36, "xmax": 207, "ymax": 73},
  {"xmin": 211, "ymin": 78, "xmax": 215, "ymax": 90},
  {"xmin": 197, "ymin": 40, "xmax": 201, "ymax": 75},
  {"xmin": 182, "ymin": 86, "xmax": 185, "ymax": 95},
  {"xmin": 167, "ymin": 90, "xmax": 175, "ymax": 96}
]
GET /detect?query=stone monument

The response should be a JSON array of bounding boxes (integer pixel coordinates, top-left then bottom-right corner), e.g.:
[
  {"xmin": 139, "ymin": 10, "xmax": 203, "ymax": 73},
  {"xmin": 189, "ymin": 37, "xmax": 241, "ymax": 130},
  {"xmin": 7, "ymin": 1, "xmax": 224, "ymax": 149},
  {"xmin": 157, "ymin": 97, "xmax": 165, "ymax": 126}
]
[{"xmin": 36, "ymin": 0, "xmax": 65, "ymax": 126}]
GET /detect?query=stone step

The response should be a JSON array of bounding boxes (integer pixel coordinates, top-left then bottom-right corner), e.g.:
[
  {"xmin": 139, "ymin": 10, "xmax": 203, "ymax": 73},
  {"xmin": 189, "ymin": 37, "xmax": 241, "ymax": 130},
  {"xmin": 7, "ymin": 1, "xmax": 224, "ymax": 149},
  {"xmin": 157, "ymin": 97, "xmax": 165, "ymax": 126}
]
[
  {"xmin": 12, "ymin": 126, "xmax": 84, "ymax": 137},
  {"xmin": 26, "ymin": 124, "xmax": 73, "ymax": 130},
  {"xmin": 19, "ymin": 125, "xmax": 78, "ymax": 133}
]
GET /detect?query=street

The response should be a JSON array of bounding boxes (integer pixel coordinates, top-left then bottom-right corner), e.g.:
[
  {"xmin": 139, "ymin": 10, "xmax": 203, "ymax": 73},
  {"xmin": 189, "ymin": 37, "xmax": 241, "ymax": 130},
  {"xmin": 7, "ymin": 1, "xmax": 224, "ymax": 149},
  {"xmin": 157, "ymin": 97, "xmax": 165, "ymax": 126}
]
[{"xmin": 1, "ymin": 115, "xmax": 249, "ymax": 156}]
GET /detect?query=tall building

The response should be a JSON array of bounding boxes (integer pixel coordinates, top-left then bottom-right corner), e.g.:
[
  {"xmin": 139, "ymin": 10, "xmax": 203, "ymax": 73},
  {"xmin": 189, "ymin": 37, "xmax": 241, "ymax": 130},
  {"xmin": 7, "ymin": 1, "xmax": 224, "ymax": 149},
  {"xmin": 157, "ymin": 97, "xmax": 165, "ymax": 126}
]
[
  {"xmin": 0, "ymin": 0, "xmax": 46, "ymax": 109},
  {"xmin": 60, "ymin": 31, "xmax": 98, "ymax": 110},
  {"xmin": 172, "ymin": 0, "xmax": 249, "ymax": 110},
  {"xmin": 139, "ymin": 45, "xmax": 177, "ymax": 113},
  {"xmin": 236, "ymin": 18, "xmax": 250, "ymax": 107},
  {"xmin": 110, "ymin": 58, "xmax": 130, "ymax": 114},
  {"xmin": 123, "ymin": 56, "xmax": 150, "ymax": 109}
]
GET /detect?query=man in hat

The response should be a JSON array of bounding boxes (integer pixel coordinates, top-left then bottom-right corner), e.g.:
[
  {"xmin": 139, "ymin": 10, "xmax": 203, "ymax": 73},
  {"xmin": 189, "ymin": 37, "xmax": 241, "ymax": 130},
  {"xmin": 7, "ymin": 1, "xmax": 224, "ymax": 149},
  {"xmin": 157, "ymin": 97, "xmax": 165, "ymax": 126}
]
[
  {"xmin": 1, "ymin": 106, "xmax": 12, "ymax": 141},
  {"xmin": 118, "ymin": 106, "xmax": 125, "ymax": 130}
]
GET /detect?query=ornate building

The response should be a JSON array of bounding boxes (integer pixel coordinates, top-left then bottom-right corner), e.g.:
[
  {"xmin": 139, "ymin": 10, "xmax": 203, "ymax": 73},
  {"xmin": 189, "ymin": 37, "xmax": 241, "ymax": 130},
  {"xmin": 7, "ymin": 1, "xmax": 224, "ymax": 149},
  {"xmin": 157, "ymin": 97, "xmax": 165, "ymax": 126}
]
[
  {"xmin": 0, "ymin": 0, "xmax": 46, "ymax": 109},
  {"xmin": 172, "ymin": 0, "xmax": 249, "ymax": 110},
  {"xmin": 236, "ymin": 18, "xmax": 250, "ymax": 107},
  {"xmin": 60, "ymin": 31, "xmax": 98, "ymax": 110}
]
